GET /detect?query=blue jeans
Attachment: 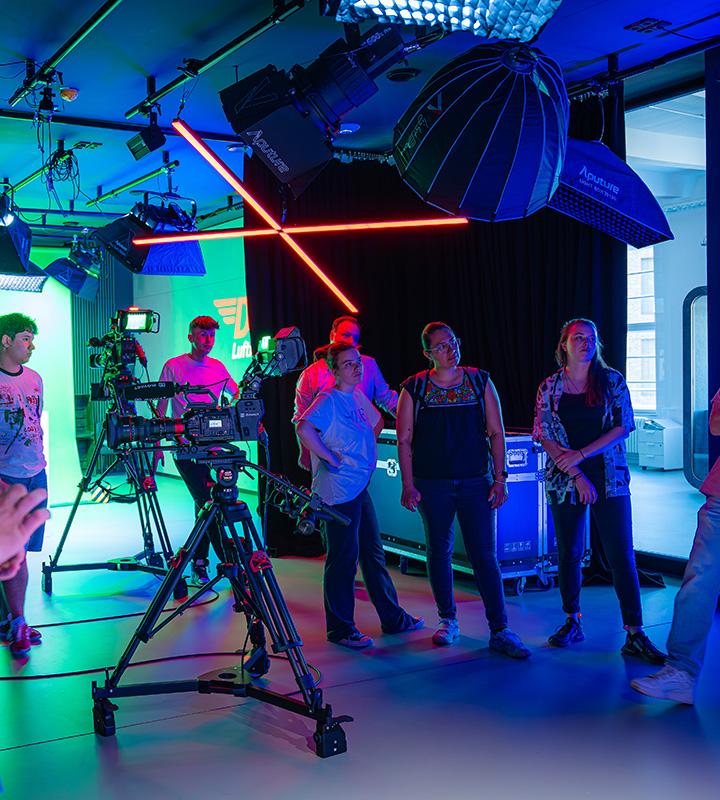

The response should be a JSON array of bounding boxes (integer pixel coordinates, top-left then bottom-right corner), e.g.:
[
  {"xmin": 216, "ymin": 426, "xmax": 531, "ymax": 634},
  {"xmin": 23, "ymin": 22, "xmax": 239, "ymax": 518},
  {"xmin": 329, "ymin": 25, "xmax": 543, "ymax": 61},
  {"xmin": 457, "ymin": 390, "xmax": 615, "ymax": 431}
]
[
  {"xmin": 666, "ymin": 496, "xmax": 720, "ymax": 678},
  {"xmin": 323, "ymin": 489, "xmax": 412, "ymax": 640},
  {"xmin": 550, "ymin": 494, "xmax": 643, "ymax": 627},
  {"xmin": 415, "ymin": 476, "xmax": 507, "ymax": 632},
  {"xmin": 0, "ymin": 470, "xmax": 47, "ymax": 552}
]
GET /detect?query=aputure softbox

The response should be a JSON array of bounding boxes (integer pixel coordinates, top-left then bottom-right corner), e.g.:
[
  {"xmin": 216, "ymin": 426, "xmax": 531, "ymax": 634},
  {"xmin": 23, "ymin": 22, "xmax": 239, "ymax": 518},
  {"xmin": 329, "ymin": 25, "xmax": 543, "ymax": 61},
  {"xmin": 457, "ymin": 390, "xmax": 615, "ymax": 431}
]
[
  {"xmin": 393, "ymin": 42, "xmax": 569, "ymax": 221},
  {"xmin": 0, "ymin": 216, "xmax": 32, "ymax": 275},
  {"xmin": 547, "ymin": 138, "xmax": 674, "ymax": 248}
]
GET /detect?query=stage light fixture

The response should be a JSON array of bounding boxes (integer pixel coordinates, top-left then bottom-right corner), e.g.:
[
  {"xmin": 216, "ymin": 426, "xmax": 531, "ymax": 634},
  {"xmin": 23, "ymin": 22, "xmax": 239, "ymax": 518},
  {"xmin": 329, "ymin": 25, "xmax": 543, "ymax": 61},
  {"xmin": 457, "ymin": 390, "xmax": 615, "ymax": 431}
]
[
  {"xmin": 219, "ymin": 23, "xmax": 405, "ymax": 195},
  {"xmin": 94, "ymin": 197, "xmax": 206, "ymax": 276},
  {"xmin": 0, "ymin": 262, "xmax": 48, "ymax": 293},
  {"xmin": 0, "ymin": 192, "xmax": 15, "ymax": 227},
  {"xmin": 547, "ymin": 138, "xmax": 674, "ymax": 248},
  {"xmin": 0, "ymin": 214, "xmax": 32, "ymax": 276},
  {"xmin": 126, "ymin": 112, "xmax": 167, "ymax": 161},
  {"xmin": 44, "ymin": 233, "xmax": 102, "ymax": 300},
  {"xmin": 324, "ymin": 0, "xmax": 563, "ymax": 41}
]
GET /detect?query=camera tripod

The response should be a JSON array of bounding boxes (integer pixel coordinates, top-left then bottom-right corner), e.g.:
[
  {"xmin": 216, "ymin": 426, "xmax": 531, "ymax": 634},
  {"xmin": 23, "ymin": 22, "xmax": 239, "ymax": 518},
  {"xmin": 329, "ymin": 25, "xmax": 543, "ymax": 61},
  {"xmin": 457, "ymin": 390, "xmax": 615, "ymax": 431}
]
[
  {"xmin": 92, "ymin": 448, "xmax": 352, "ymax": 758},
  {"xmin": 41, "ymin": 415, "xmax": 183, "ymax": 598}
]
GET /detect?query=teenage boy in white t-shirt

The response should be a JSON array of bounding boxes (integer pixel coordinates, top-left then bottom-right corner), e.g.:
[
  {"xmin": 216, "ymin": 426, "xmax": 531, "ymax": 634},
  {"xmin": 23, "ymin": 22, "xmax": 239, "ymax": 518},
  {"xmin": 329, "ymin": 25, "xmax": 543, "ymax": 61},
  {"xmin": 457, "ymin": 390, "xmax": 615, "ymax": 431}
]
[{"xmin": 0, "ymin": 313, "xmax": 49, "ymax": 659}]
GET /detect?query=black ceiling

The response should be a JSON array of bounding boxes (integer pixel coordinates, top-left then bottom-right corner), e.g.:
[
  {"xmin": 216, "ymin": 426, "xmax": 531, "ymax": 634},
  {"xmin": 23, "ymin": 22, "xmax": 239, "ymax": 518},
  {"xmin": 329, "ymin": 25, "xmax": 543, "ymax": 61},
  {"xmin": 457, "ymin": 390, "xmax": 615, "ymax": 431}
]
[{"xmin": 1, "ymin": 0, "xmax": 719, "ymax": 245}]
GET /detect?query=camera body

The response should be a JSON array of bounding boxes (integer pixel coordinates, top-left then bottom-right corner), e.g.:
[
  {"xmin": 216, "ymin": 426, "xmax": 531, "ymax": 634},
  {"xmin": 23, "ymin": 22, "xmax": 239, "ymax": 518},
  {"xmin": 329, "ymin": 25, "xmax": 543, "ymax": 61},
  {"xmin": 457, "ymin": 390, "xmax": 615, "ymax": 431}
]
[
  {"xmin": 105, "ymin": 326, "xmax": 306, "ymax": 451},
  {"xmin": 88, "ymin": 308, "xmax": 159, "ymax": 408}
]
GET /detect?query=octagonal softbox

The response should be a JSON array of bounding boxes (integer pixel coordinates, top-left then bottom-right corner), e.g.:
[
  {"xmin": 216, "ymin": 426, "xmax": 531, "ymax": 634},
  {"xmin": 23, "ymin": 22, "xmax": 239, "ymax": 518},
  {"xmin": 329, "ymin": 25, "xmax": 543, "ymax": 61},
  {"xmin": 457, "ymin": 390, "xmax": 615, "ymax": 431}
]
[{"xmin": 393, "ymin": 42, "xmax": 569, "ymax": 221}]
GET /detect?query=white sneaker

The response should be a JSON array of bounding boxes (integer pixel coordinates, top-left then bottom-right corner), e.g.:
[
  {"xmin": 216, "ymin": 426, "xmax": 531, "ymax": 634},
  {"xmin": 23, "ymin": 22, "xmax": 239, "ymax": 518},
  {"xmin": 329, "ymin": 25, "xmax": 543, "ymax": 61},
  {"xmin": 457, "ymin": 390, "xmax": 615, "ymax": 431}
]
[
  {"xmin": 631, "ymin": 664, "xmax": 696, "ymax": 704},
  {"xmin": 432, "ymin": 618, "xmax": 460, "ymax": 646}
]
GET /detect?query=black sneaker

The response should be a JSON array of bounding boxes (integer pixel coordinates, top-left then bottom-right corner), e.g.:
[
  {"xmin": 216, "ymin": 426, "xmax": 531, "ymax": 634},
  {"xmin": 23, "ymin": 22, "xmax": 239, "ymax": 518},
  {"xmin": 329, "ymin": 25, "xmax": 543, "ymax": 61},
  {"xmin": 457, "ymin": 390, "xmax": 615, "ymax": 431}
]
[
  {"xmin": 191, "ymin": 559, "xmax": 210, "ymax": 584},
  {"xmin": 548, "ymin": 617, "xmax": 585, "ymax": 647},
  {"xmin": 621, "ymin": 630, "xmax": 666, "ymax": 665}
]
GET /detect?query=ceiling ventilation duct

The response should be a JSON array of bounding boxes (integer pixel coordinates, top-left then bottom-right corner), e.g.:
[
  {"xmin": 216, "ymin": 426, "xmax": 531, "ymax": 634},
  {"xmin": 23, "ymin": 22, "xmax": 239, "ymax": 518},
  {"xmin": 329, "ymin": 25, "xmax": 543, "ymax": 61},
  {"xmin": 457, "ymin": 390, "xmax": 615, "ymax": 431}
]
[
  {"xmin": 326, "ymin": 0, "xmax": 564, "ymax": 41},
  {"xmin": 393, "ymin": 42, "xmax": 568, "ymax": 221},
  {"xmin": 547, "ymin": 138, "xmax": 674, "ymax": 248}
]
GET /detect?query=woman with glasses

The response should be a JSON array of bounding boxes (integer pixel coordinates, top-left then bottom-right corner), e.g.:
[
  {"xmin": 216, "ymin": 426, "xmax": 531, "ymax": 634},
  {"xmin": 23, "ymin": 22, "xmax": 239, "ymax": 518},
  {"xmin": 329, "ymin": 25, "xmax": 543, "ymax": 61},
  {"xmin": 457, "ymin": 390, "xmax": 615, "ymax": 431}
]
[
  {"xmin": 296, "ymin": 341, "xmax": 422, "ymax": 648},
  {"xmin": 396, "ymin": 322, "xmax": 530, "ymax": 658},
  {"xmin": 533, "ymin": 318, "xmax": 665, "ymax": 663}
]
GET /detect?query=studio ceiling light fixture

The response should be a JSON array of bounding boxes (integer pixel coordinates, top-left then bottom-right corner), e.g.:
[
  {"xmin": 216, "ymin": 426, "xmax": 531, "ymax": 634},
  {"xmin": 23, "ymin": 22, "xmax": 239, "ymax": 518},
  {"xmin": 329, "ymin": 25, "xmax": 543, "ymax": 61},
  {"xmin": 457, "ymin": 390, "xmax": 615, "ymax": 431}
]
[
  {"xmin": 325, "ymin": 0, "xmax": 564, "ymax": 41},
  {"xmin": 132, "ymin": 119, "xmax": 468, "ymax": 312}
]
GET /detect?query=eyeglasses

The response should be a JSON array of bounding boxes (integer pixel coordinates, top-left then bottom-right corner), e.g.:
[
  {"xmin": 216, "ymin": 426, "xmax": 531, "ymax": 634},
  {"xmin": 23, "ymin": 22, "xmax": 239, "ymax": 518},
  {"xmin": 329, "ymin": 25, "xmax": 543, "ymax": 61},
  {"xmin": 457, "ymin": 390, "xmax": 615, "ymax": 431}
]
[{"xmin": 426, "ymin": 337, "xmax": 461, "ymax": 355}]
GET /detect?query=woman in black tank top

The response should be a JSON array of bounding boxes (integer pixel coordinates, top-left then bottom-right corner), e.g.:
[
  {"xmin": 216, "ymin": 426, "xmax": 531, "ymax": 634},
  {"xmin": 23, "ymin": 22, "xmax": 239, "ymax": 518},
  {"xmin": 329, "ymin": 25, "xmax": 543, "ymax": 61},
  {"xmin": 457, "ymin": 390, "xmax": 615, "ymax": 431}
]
[
  {"xmin": 396, "ymin": 322, "xmax": 530, "ymax": 659},
  {"xmin": 534, "ymin": 318, "xmax": 664, "ymax": 664}
]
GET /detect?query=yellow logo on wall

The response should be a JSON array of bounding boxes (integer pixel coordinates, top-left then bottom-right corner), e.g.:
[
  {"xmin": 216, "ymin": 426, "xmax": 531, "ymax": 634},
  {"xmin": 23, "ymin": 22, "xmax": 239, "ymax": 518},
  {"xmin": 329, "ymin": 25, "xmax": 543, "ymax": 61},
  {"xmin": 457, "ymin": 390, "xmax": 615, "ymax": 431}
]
[{"xmin": 213, "ymin": 296, "xmax": 252, "ymax": 360}]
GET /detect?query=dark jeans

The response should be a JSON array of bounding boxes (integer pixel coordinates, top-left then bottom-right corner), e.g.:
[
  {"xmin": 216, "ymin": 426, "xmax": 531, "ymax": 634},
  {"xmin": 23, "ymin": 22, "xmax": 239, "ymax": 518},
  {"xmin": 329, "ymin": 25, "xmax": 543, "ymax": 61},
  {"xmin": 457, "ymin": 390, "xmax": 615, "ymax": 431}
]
[
  {"xmin": 174, "ymin": 458, "xmax": 228, "ymax": 563},
  {"xmin": 550, "ymin": 493, "xmax": 643, "ymax": 627},
  {"xmin": 0, "ymin": 470, "xmax": 47, "ymax": 552},
  {"xmin": 415, "ymin": 475, "xmax": 507, "ymax": 633},
  {"xmin": 323, "ymin": 488, "xmax": 412, "ymax": 640}
]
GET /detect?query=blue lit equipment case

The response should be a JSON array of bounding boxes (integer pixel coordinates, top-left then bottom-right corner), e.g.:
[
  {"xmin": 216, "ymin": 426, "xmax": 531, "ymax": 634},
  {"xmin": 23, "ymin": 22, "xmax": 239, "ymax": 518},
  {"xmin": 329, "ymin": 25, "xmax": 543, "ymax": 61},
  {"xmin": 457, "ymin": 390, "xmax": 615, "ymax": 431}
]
[{"xmin": 370, "ymin": 431, "xmax": 590, "ymax": 595}]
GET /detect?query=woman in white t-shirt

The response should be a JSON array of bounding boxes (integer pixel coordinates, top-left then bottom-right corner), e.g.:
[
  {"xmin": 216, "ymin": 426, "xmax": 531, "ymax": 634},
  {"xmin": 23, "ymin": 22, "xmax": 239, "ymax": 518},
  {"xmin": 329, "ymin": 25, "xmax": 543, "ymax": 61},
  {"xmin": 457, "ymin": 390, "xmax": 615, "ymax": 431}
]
[{"xmin": 296, "ymin": 342, "xmax": 422, "ymax": 649}]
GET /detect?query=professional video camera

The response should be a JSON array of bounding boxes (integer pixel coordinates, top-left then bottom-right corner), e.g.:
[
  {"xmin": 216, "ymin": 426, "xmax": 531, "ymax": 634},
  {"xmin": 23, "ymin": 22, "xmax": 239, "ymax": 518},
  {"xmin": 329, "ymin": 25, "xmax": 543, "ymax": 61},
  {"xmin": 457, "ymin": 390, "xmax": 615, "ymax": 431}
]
[
  {"xmin": 105, "ymin": 326, "xmax": 306, "ymax": 450},
  {"xmin": 88, "ymin": 307, "xmax": 159, "ymax": 411}
]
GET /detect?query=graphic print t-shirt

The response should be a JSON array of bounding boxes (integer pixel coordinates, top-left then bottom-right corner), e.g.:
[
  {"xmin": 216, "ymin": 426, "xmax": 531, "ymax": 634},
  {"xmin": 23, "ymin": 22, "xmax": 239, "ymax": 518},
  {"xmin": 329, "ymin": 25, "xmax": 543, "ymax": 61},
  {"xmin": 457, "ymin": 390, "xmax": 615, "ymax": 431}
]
[
  {"xmin": 298, "ymin": 387, "xmax": 381, "ymax": 505},
  {"xmin": 0, "ymin": 366, "xmax": 46, "ymax": 478}
]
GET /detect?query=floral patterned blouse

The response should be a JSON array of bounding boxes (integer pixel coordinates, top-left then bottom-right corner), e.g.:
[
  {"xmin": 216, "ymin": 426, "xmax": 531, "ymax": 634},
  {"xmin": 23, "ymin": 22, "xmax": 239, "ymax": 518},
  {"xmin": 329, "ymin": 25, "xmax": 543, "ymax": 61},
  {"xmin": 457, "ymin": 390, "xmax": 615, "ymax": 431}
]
[{"xmin": 532, "ymin": 367, "xmax": 635, "ymax": 504}]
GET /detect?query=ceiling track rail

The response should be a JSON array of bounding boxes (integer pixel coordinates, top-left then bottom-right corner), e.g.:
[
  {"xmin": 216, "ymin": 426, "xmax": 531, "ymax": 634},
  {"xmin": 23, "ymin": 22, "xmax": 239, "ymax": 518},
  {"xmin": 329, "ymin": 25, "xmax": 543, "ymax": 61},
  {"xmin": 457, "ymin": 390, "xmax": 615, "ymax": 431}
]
[
  {"xmin": 8, "ymin": 0, "xmax": 125, "ymax": 107},
  {"xmin": 125, "ymin": 0, "xmax": 307, "ymax": 119}
]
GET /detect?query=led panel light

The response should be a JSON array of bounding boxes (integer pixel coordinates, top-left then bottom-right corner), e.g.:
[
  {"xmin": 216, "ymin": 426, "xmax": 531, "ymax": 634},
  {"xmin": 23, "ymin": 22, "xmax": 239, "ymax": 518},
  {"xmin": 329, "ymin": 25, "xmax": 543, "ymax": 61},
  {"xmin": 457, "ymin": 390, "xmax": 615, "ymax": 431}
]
[{"xmin": 0, "ymin": 261, "xmax": 48, "ymax": 293}]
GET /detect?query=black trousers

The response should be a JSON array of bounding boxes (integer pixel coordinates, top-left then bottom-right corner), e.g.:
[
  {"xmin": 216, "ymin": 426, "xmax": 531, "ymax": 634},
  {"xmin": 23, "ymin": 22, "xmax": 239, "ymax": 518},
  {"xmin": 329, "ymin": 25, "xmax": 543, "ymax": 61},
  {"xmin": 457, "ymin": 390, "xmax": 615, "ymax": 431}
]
[
  {"xmin": 550, "ymin": 493, "xmax": 643, "ymax": 628},
  {"xmin": 174, "ymin": 458, "xmax": 228, "ymax": 563}
]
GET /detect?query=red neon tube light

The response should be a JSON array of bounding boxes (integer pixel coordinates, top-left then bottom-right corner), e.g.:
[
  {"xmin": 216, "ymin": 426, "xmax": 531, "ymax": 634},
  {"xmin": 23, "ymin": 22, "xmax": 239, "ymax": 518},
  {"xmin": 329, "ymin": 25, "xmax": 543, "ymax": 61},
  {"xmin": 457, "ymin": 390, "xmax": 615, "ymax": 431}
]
[{"xmin": 172, "ymin": 118, "xmax": 359, "ymax": 313}]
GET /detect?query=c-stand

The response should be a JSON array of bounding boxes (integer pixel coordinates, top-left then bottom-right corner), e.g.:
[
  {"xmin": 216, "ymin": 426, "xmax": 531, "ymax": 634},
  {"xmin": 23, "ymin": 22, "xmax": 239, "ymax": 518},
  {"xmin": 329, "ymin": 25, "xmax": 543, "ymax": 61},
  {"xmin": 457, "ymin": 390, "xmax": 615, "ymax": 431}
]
[{"xmin": 92, "ymin": 444, "xmax": 352, "ymax": 758}]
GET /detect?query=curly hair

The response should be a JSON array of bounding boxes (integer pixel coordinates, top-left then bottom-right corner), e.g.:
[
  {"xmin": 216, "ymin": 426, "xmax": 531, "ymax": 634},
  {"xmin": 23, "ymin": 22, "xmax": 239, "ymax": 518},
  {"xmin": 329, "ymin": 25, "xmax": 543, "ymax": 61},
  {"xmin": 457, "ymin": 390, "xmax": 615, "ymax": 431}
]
[{"xmin": 0, "ymin": 313, "xmax": 38, "ymax": 341}]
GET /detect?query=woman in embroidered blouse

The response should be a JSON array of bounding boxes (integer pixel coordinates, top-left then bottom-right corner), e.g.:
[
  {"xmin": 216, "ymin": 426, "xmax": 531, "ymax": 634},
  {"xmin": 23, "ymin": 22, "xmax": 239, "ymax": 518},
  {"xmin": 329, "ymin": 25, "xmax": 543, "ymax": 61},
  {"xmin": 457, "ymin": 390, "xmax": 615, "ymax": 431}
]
[
  {"xmin": 533, "ymin": 318, "xmax": 664, "ymax": 663},
  {"xmin": 396, "ymin": 321, "xmax": 530, "ymax": 659}
]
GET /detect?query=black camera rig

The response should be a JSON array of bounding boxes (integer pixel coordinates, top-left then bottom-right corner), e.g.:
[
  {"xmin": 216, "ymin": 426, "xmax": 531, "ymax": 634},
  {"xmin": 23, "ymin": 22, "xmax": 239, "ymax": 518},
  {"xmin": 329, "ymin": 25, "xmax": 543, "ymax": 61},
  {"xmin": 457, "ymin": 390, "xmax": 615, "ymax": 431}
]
[
  {"xmin": 104, "ymin": 325, "xmax": 306, "ymax": 448},
  {"xmin": 88, "ymin": 307, "xmax": 159, "ymax": 412}
]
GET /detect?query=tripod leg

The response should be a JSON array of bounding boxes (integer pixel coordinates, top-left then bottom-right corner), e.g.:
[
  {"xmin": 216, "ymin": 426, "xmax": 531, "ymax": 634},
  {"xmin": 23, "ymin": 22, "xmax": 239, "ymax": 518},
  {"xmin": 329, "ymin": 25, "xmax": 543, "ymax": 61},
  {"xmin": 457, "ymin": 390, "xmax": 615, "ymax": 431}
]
[
  {"xmin": 222, "ymin": 510, "xmax": 318, "ymax": 707},
  {"xmin": 124, "ymin": 449, "xmax": 157, "ymax": 562},
  {"xmin": 105, "ymin": 505, "xmax": 218, "ymax": 690},
  {"xmin": 44, "ymin": 421, "xmax": 108, "ymax": 588}
]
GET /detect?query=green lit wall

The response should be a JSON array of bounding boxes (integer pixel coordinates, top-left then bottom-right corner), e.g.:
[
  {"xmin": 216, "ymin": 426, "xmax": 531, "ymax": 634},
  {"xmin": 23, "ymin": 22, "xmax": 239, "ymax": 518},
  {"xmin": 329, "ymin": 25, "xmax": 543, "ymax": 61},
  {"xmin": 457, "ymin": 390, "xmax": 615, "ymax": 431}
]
[
  {"xmin": 132, "ymin": 221, "xmax": 256, "ymax": 492},
  {"xmin": 0, "ymin": 246, "xmax": 81, "ymax": 505}
]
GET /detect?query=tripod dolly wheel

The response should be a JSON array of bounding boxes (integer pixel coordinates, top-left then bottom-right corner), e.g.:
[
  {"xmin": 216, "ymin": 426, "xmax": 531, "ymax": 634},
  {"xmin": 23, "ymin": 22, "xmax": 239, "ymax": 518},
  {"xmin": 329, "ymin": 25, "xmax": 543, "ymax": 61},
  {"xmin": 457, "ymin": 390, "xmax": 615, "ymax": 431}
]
[
  {"xmin": 173, "ymin": 578, "xmax": 189, "ymax": 600},
  {"xmin": 41, "ymin": 566, "xmax": 52, "ymax": 596},
  {"xmin": 93, "ymin": 699, "xmax": 118, "ymax": 737}
]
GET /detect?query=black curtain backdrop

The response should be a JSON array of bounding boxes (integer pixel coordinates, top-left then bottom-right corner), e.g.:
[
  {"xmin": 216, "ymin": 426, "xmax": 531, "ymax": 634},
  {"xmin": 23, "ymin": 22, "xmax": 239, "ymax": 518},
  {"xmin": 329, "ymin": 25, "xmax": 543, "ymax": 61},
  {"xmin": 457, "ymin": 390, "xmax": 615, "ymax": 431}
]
[{"xmin": 246, "ymin": 90, "xmax": 627, "ymax": 553}]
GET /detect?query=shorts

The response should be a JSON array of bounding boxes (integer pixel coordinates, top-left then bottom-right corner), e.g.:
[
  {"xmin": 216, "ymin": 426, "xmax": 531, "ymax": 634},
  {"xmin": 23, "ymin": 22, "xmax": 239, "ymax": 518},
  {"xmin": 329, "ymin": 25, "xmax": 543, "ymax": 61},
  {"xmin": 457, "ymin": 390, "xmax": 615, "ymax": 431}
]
[{"xmin": 0, "ymin": 470, "xmax": 48, "ymax": 552}]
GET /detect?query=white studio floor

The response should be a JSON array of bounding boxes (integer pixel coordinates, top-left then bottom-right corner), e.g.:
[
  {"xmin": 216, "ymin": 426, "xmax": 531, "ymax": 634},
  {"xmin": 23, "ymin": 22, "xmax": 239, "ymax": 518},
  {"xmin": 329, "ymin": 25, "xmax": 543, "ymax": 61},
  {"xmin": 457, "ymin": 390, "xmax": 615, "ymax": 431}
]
[{"xmin": 1, "ymin": 476, "xmax": 720, "ymax": 800}]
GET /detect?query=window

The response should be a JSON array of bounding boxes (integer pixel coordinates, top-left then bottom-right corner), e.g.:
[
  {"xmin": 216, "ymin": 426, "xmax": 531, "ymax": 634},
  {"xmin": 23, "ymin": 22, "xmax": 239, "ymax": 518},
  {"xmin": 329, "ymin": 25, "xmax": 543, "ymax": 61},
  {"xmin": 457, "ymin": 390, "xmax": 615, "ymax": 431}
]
[{"xmin": 626, "ymin": 246, "xmax": 656, "ymax": 412}]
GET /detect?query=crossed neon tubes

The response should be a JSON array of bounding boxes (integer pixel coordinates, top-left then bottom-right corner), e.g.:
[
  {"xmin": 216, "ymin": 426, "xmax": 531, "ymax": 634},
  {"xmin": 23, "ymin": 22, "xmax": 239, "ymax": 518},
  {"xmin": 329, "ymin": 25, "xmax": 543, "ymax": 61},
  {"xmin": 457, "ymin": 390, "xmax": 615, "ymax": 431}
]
[{"xmin": 133, "ymin": 119, "xmax": 468, "ymax": 313}]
